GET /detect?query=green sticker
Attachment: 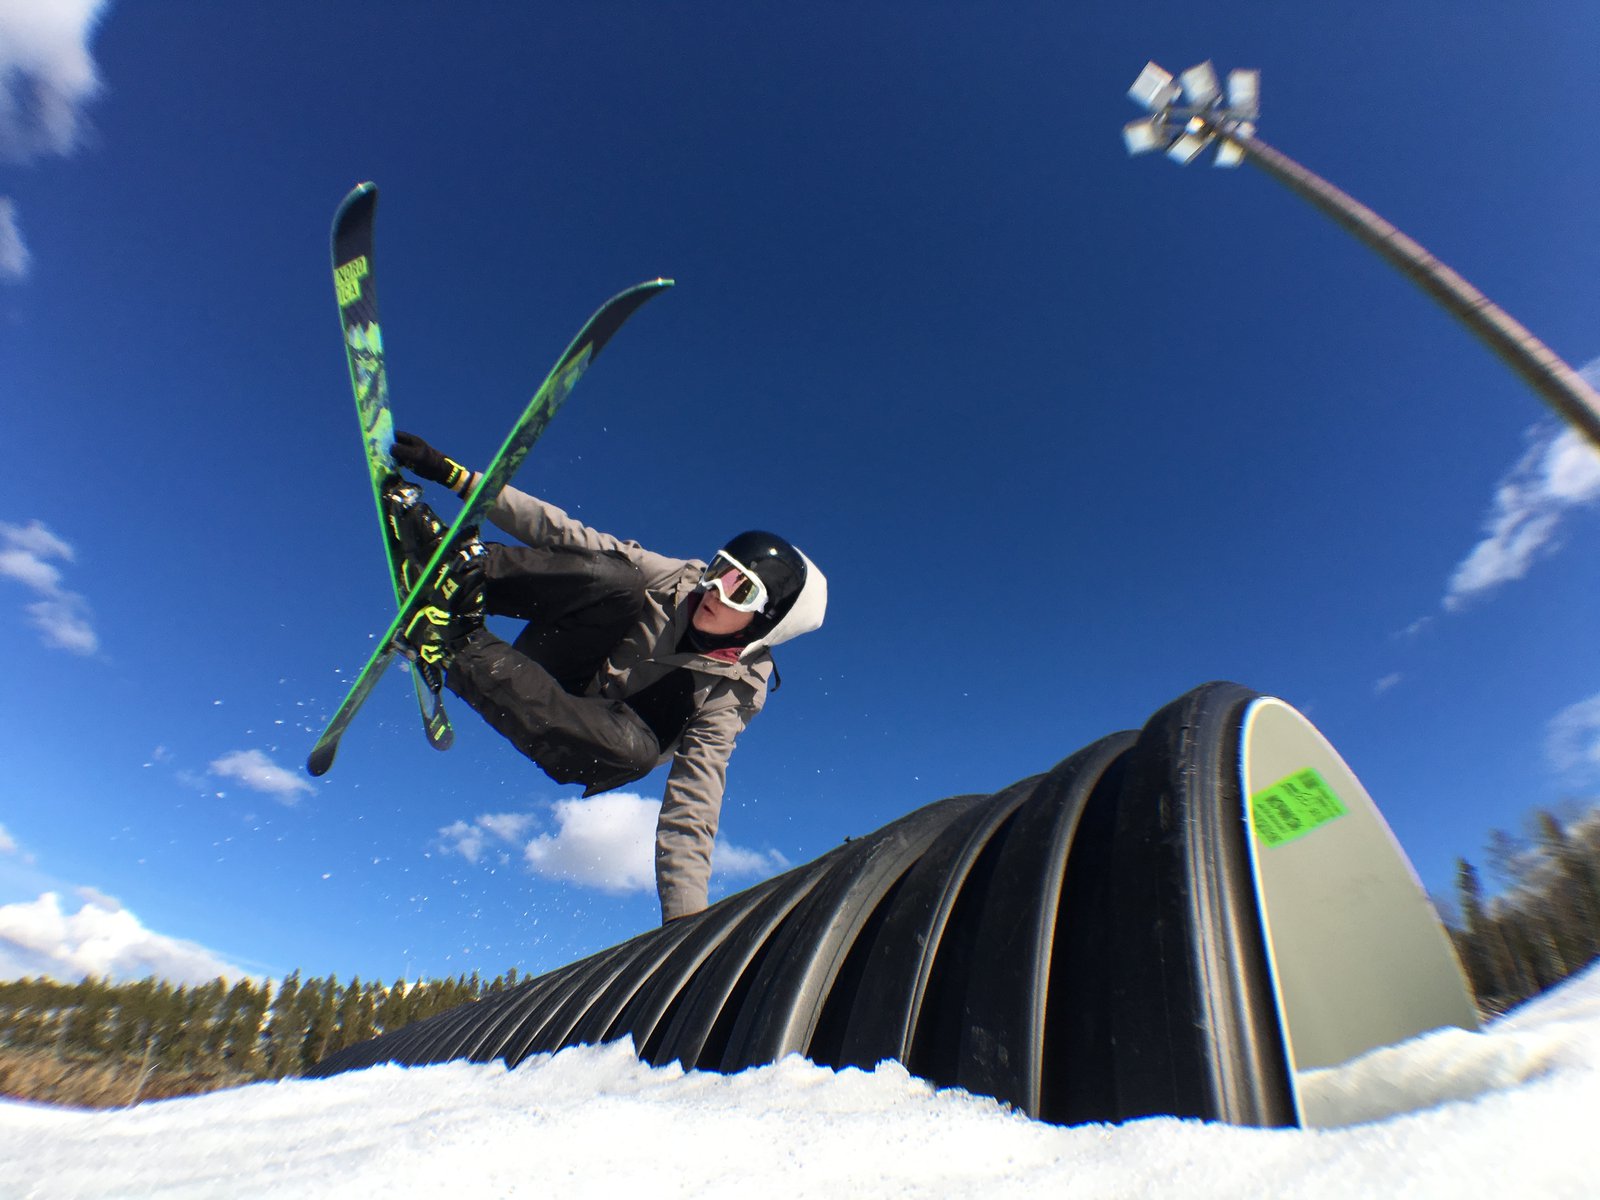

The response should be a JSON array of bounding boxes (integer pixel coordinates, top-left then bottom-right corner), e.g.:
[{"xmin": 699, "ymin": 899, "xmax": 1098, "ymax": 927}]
[
  {"xmin": 1250, "ymin": 768, "xmax": 1347, "ymax": 847},
  {"xmin": 334, "ymin": 255, "xmax": 370, "ymax": 307}
]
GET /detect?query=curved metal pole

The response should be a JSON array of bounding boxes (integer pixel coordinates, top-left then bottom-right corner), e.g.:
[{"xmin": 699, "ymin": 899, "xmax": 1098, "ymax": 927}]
[{"xmin": 1219, "ymin": 125, "xmax": 1600, "ymax": 452}]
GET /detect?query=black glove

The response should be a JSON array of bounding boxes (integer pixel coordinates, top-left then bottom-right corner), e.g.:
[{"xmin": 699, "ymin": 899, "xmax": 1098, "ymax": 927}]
[{"xmin": 392, "ymin": 431, "xmax": 471, "ymax": 494}]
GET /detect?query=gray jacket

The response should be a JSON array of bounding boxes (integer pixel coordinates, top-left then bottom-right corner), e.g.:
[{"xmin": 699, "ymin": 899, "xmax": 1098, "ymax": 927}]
[{"xmin": 486, "ymin": 484, "xmax": 827, "ymax": 919}]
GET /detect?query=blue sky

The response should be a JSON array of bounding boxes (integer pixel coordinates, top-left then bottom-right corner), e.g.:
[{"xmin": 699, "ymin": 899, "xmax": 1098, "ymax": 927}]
[{"xmin": 2, "ymin": 1, "xmax": 1597, "ymax": 987}]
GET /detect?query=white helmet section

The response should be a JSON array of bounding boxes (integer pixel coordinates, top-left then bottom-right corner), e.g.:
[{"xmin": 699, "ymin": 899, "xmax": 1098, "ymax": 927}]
[{"xmin": 740, "ymin": 547, "xmax": 827, "ymax": 661}]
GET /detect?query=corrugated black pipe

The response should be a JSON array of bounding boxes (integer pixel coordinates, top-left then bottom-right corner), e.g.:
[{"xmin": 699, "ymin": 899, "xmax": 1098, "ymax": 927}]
[{"xmin": 309, "ymin": 683, "xmax": 1301, "ymax": 1126}]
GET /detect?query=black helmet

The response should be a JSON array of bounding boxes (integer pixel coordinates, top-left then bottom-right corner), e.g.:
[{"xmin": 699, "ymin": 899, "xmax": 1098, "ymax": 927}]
[{"xmin": 696, "ymin": 530, "xmax": 809, "ymax": 646}]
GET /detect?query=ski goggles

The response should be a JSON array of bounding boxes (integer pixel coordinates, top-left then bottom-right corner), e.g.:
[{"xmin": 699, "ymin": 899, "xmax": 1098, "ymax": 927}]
[{"xmin": 698, "ymin": 552, "xmax": 769, "ymax": 613}]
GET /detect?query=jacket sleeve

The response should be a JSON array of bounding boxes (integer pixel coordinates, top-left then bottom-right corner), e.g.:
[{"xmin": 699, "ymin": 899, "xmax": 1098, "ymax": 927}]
[
  {"xmin": 653, "ymin": 700, "xmax": 757, "ymax": 921},
  {"xmin": 484, "ymin": 482, "xmax": 692, "ymax": 591}
]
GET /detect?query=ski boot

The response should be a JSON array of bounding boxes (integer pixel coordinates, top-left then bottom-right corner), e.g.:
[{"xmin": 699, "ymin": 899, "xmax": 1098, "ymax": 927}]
[
  {"xmin": 381, "ymin": 480, "xmax": 449, "ymax": 595},
  {"xmin": 396, "ymin": 537, "xmax": 490, "ymax": 668}
]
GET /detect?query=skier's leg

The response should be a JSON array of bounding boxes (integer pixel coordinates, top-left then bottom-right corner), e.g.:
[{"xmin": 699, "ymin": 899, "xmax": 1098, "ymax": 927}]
[
  {"xmin": 443, "ymin": 627, "xmax": 660, "ymax": 791},
  {"xmin": 482, "ymin": 544, "xmax": 646, "ymax": 693}
]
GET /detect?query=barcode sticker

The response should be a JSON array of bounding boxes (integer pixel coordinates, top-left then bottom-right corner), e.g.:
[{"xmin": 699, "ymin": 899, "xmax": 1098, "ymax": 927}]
[{"xmin": 1251, "ymin": 768, "xmax": 1348, "ymax": 847}]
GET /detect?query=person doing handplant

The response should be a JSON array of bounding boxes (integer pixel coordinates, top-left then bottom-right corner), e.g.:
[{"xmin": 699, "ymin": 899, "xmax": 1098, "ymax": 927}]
[{"xmin": 382, "ymin": 432, "xmax": 828, "ymax": 924}]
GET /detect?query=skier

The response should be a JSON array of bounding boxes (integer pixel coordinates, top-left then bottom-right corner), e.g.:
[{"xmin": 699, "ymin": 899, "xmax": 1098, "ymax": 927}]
[{"xmin": 382, "ymin": 432, "xmax": 828, "ymax": 924}]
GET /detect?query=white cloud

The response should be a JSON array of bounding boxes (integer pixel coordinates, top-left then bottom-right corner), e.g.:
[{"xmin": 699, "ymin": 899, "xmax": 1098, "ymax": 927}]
[
  {"xmin": 0, "ymin": 195, "xmax": 28, "ymax": 281},
  {"xmin": 443, "ymin": 796, "xmax": 793, "ymax": 895},
  {"xmin": 478, "ymin": 812, "xmax": 538, "ymax": 844},
  {"xmin": 439, "ymin": 820, "xmax": 487, "ymax": 864},
  {"xmin": 0, "ymin": 0, "xmax": 108, "ymax": 163},
  {"xmin": 0, "ymin": 517, "xmax": 73, "ymax": 560},
  {"xmin": 524, "ymin": 793, "xmax": 658, "ymax": 893},
  {"xmin": 1443, "ymin": 423, "xmax": 1600, "ymax": 611},
  {"xmin": 1374, "ymin": 673, "xmax": 1403, "ymax": 697},
  {"xmin": 209, "ymin": 749, "xmax": 314, "ymax": 804},
  {"xmin": 0, "ymin": 519, "xmax": 70, "ymax": 588},
  {"xmin": 517, "ymin": 792, "xmax": 789, "ymax": 895},
  {"xmin": 713, "ymin": 842, "xmax": 791, "ymax": 879},
  {"xmin": 439, "ymin": 812, "xmax": 538, "ymax": 865},
  {"xmin": 27, "ymin": 592, "xmax": 96, "ymax": 653},
  {"xmin": 1544, "ymin": 429, "xmax": 1600, "ymax": 503},
  {"xmin": 0, "ymin": 891, "xmax": 247, "ymax": 985},
  {"xmin": 0, "ymin": 822, "xmax": 34, "ymax": 866},
  {"xmin": 1547, "ymin": 693, "xmax": 1600, "ymax": 783},
  {"xmin": 74, "ymin": 884, "xmax": 120, "ymax": 911},
  {"xmin": 0, "ymin": 0, "xmax": 109, "ymax": 283},
  {"xmin": 0, "ymin": 518, "xmax": 98, "ymax": 654}
]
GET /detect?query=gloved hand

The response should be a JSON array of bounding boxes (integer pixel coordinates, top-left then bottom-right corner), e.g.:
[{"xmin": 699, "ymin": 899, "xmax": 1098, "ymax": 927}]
[{"xmin": 392, "ymin": 431, "xmax": 472, "ymax": 494}]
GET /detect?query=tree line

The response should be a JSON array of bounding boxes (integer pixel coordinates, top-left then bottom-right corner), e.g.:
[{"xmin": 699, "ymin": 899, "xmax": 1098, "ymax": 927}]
[
  {"xmin": 0, "ymin": 967, "xmax": 522, "ymax": 1105},
  {"xmin": 1446, "ymin": 803, "xmax": 1600, "ymax": 1015}
]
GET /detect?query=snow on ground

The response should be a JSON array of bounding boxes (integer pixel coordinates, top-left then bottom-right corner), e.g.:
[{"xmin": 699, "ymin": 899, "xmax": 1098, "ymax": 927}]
[{"xmin": 3, "ymin": 964, "xmax": 1598, "ymax": 1199}]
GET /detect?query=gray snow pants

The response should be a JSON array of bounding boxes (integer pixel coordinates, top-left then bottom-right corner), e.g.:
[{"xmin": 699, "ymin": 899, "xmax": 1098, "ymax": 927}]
[{"xmin": 443, "ymin": 543, "xmax": 661, "ymax": 793}]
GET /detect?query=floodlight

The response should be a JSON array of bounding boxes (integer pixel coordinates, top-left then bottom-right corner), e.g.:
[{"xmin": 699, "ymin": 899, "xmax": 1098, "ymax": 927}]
[
  {"xmin": 1128, "ymin": 62, "xmax": 1181, "ymax": 112},
  {"xmin": 1213, "ymin": 138, "xmax": 1245, "ymax": 168},
  {"xmin": 1123, "ymin": 117, "xmax": 1169, "ymax": 155},
  {"xmin": 1226, "ymin": 69, "xmax": 1260, "ymax": 119},
  {"xmin": 1166, "ymin": 129, "xmax": 1211, "ymax": 164},
  {"xmin": 1180, "ymin": 61, "xmax": 1222, "ymax": 108},
  {"xmin": 1122, "ymin": 58, "xmax": 1260, "ymax": 169}
]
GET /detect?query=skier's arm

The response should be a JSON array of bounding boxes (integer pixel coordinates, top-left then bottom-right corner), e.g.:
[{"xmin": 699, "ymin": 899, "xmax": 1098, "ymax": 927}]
[
  {"xmin": 390, "ymin": 433, "xmax": 687, "ymax": 587},
  {"xmin": 486, "ymin": 485, "xmax": 689, "ymax": 589},
  {"xmin": 653, "ymin": 702, "xmax": 755, "ymax": 921}
]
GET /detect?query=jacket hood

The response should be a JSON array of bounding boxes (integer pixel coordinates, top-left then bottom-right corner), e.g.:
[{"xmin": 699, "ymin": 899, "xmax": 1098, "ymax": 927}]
[{"xmin": 739, "ymin": 547, "xmax": 826, "ymax": 660}]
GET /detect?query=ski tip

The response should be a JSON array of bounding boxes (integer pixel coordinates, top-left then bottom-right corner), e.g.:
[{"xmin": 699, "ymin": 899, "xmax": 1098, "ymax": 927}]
[
  {"xmin": 604, "ymin": 278, "xmax": 668, "ymax": 300},
  {"xmin": 581, "ymin": 280, "xmax": 676, "ymax": 365},
  {"xmin": 332, "ymin": 182, "xmax": 378, "ymax": 234}
]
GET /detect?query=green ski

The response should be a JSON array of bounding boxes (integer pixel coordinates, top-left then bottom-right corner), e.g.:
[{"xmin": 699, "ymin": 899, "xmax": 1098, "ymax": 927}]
[
  {"xmin": 331, "ymin": 182, "xmax": 454, "ymax": 752},
  {"xmin": 307, "ymin": 273, "xmax": 674, "ymax": 777}
]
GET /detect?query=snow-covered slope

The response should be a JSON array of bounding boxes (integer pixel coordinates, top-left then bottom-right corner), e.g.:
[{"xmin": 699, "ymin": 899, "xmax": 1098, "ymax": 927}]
[{"xmin": 3, "ymin": 963, "xmax": 1598, "ymax": 1199}]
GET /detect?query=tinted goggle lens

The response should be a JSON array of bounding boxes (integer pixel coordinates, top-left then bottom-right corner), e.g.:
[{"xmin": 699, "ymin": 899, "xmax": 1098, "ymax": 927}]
[{"xmin": 700, "ymin": 553, "xmax": 768, "ymax": 612}]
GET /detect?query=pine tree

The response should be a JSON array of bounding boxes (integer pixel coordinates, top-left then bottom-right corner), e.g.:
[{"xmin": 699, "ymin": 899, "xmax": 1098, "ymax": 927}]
[
  {"xmin": 1535, "ymin": 810, "xmax": 1600, "ymax": 970},
  {"xmin": 349, "ymin": 981, "xmax": 379, "ymax": 1047},
  {"xmin": 222, "ymin": 979, "xmax": 269, "ymax": 1075},
  {"xmin": 1492, "ymin": 907, "xmax": 1538, "ymax": 1005},
  {"xmin": 265, "ymin": 972, "xmax": 304, "ymax": 1079},
  {"xmin": 113, "ymin": 978, "xmax": 161, "ymax": 1061},
  {"xmin": 1522, "ymin": 902, "xmax": 1571, "ymax": 987},
  {"xmin": 299, "ymin": 977, "xmax": 338, "ymax": 1070},
  {"xmin": 1454, "ymin": 859, "xmax": 1499, "ymax": 1001},
  {"xmin": 329, "ymin": 976, "xmax": 367, "ymax": 1057},
  {"xmin": 153, "ymin": 984, "xmax": 192, "ymax": 1070},
  {"xmin": 189, "ymin": 979, "xmax": 228, "ymax": 1070},
  {"xmin": 1485, "ymin": 827, "xmax": 1531, "ymax": 890},
  {"xmin": 376, "ymin": 978, "xmax": 410, "ymax": 1034},
  {"xmin": 64, "ymin": 977, "xmax": 114, "ymax": 1057}
]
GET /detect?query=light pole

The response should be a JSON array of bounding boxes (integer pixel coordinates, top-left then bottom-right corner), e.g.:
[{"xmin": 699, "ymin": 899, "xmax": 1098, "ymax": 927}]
[{"xmin": 1123, "ymin": 61, "xmax": 1600, "ymax": 452}]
